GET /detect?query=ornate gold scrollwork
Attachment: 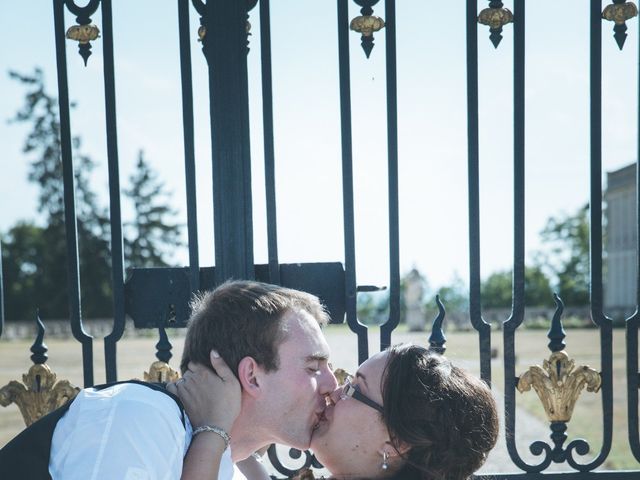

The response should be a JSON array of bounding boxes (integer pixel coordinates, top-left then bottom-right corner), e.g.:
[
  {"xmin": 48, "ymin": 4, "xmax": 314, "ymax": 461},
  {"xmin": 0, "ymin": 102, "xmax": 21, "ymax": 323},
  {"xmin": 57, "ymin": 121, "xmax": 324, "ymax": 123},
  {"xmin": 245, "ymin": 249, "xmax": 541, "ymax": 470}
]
[
  {"xmin": 198, "ymin": 26, "xmax": 207, "ymax": 41},
  {"xmin": 197, "ymin": 21, "xmax": 251, "ymax": 42},
  {"xmin": 602, "ymin": 1, "xmax": 638, "ymax": 25},
  {"xmin": 333, "ymin": 368, "xmax": 350, "ymax": 386},
  {"xmin": 144, "ymin": 360, "xmax": 181, "ymax": 383},
  {"xmin": 350, "ymin": 15, "xmax": 385, "ymax": 37},
  {"xmin": 0, "ymin": 364, "xmax": 79, "ymax": 426},
  {"xmin": 65, "ymin": 24, "xmax": 100, "ymax": 44},
  {"xmin": 477, "ymin": 6, "xmax": 514, "ymax": 30},
  {"xmin": 517, "ymin": 350, "xmax": 601, "ymax": 423}
]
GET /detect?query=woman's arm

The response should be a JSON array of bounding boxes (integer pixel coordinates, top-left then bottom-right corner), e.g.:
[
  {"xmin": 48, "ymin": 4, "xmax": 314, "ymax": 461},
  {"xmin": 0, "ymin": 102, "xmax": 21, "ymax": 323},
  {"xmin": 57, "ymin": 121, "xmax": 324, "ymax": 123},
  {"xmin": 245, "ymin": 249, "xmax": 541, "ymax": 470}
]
[{"xmin": 236, "ymin": 454, "xmax": 271, "ymax": 480}]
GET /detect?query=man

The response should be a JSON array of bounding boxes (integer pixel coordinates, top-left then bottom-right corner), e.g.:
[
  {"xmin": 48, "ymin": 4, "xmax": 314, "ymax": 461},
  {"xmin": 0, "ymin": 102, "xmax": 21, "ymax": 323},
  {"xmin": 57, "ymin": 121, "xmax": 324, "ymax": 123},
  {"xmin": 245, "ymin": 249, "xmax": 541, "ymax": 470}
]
[{"xmin": 0, "ymin": 280, "xmax": 338, "ymax": 479}]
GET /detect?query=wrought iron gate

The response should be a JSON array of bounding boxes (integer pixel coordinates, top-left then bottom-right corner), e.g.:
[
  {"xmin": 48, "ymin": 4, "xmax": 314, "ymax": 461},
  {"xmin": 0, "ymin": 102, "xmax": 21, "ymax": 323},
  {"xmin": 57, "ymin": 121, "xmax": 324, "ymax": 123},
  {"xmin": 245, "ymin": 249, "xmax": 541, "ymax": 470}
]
[{"xmin": 2, "ymin": 0, "xmax": 640, "ymax": 478}]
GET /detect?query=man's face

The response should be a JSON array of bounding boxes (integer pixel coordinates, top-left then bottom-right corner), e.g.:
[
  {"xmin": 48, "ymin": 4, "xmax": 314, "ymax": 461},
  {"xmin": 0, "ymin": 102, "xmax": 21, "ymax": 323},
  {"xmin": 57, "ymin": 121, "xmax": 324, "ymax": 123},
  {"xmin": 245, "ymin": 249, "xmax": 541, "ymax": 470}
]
[{"xmin": 256, "ymin": 309, "xmax": 337, "ymax": 450}]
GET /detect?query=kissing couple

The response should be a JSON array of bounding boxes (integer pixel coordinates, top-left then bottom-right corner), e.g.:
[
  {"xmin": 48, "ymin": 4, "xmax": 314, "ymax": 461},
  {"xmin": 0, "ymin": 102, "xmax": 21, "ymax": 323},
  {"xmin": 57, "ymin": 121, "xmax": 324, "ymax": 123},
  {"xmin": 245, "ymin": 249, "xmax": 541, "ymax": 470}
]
[{"xmin": 1, "ymin": 280, "xmax": 498, "ymax": 480}]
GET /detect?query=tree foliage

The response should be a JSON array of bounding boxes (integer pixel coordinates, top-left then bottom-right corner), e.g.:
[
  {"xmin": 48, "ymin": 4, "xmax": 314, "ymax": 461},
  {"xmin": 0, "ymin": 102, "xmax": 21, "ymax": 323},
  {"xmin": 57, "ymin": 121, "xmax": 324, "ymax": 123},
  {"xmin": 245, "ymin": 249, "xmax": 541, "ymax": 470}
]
[
  {"xmin": 481, "ymin": 266, "xmax": 554, "ymax": 309},
  {"xmin": 1, "ymin": 69, "xmax": 182, "ymax": 321},
  {"xmin": 124, "ymin": 151, "xmax": 182, "ymax": 269},
  {"xmin": 537, "ymin": 205, "xmax": 590, "ymax": 306}
]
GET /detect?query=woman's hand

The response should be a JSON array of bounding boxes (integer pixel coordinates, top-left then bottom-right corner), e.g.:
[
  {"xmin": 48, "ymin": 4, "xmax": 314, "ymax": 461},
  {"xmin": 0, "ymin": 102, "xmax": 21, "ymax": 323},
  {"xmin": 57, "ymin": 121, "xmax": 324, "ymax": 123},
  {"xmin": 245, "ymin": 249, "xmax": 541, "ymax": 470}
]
[
  {"xmin": 174, "ymin": 352, "xmax": 240, "ymax": 480},
  {"xmin": 168, "ymin": 350, "xmax": 241, "ymax": 433}
]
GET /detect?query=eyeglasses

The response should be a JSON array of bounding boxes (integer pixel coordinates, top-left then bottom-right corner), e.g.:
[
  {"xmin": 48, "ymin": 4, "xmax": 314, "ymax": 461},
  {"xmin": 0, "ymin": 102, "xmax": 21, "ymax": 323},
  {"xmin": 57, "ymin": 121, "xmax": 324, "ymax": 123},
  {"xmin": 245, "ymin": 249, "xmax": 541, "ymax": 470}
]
[{"xmin": 341, "ymin": 375, "xmax": 384, "ymax": 413}]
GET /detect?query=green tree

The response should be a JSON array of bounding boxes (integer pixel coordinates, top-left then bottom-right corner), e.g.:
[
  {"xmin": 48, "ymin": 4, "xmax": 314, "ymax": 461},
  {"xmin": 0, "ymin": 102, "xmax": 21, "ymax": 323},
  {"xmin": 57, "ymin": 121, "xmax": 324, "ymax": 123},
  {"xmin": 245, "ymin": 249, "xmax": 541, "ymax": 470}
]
[
  {"xmin": 481, "ymin": 265, "xmax": 554, "ymax": 308},
  {"xmin": 537, "ymin": 205, "xmax": 590, "ymax": 306},
  {"xmin": 1, "ymin": 222, "xmax": 49, "ymax": 320},
  {"xmin": 4, "ymin": 69, "xmax": 112, "ymax": 320},
  {"xmin": 124, "ymin": 150, "xmax": 183, "ymax": 268},
  {"xmin": 2, "ymin": 69, "xmax": 185, "ymax": 320}
]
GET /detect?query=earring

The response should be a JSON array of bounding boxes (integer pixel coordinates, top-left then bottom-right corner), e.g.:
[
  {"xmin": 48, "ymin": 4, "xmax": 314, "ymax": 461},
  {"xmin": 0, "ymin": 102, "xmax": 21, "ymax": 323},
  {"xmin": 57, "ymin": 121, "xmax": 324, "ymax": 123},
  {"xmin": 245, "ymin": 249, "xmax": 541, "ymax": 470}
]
[{"xmin": 381, "ymin": 450, "xmax": 389, "ymax": 470}]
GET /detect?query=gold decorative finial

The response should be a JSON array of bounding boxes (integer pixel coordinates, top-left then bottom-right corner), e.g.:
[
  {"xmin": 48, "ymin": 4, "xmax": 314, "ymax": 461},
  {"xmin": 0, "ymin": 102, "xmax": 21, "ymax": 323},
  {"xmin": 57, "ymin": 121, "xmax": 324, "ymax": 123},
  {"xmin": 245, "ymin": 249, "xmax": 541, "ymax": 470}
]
[
  {"xmin": 198, "ymin": 26, "xmax": 207, "ymax": 42},
  {"xmin": 0, "ymin": 364, "xmax": 79, "ymax": 426},
  {"xmin": 197, "ymin": 21, "xmax": 250, "ymax": 42},
  {"xmin": 602, "ymin": 1, "xmax": 638, "ymax": 25},
  {"xmin": 350, "ymin": 14, "xmax": 385, "ymax": 59},
  {"xmin": 602, "ymin": 1, "xmax": 638, "ymax": 49},
  {"xmin": 144, "ymin": 361, "xmax": 181, "ymax": 383},
  {"xmin": 517, "ymin": 350, "xmax": 601, "ymax": 423},
  {"xmin": 477, "ymin": 7, "xmax": 514, "ymax": 30},
  {"xmin": 350, "ymin": 15, "xmax": 385, "ymax": 37},
  {"xmin": 477, "ymin": 4, "xmax": 513, "ymax": 48},
  {"xmin": 65, "ymin": 24, "xmax": 100, "ymax": 44}
]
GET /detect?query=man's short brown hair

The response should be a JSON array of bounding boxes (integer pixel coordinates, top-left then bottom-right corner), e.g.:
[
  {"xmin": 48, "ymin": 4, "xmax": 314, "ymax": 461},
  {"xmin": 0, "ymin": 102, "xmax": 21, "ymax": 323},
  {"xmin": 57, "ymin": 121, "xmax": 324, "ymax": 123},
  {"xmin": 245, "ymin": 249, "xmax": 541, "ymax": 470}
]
[{"xmin": 180, "ymin": 280, "xmax": 330, "ymax": 375}]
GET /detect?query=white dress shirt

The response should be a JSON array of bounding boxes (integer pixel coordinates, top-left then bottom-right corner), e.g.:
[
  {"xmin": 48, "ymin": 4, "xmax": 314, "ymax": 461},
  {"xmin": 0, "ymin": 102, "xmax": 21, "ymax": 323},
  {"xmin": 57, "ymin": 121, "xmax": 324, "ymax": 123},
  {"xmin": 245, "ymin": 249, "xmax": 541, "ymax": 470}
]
[{"xmin": 49, "ymin": 382, "xmax": 244, "ymax": 480}]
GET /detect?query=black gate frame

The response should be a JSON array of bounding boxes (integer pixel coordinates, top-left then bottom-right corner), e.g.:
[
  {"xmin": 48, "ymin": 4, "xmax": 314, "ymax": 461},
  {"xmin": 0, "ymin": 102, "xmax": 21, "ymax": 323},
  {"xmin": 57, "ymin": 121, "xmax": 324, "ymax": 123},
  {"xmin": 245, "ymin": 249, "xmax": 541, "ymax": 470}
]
[{"xmin": 1, "ymin": 0, "xmax": 640, "ymax": 478}]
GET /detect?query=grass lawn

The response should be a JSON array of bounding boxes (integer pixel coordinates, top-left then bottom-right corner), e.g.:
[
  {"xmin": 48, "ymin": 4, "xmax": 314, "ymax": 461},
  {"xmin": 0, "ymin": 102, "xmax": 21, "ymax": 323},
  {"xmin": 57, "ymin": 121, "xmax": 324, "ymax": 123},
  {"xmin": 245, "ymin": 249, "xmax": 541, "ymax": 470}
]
[{"xmin": 0, "ymin": 325, "xmax": 636, "ymax": 471}]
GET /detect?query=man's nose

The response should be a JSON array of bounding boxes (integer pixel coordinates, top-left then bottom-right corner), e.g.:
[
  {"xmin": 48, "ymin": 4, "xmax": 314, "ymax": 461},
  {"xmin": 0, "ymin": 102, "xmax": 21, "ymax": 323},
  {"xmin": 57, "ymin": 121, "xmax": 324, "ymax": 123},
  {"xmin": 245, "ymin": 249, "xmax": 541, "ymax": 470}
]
[{"xmin": 319, "ymin": 366, "xmax": 338, "ymax": 394}]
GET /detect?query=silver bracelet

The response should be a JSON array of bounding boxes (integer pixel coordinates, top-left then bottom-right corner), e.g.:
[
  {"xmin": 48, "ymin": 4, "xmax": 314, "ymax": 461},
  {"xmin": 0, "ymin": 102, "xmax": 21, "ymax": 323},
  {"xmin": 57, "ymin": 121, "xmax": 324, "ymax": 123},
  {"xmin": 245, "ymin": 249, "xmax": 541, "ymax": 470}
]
[{"xmin": 192, "ymin": 424, "xmax": 231, "ymax": 450}]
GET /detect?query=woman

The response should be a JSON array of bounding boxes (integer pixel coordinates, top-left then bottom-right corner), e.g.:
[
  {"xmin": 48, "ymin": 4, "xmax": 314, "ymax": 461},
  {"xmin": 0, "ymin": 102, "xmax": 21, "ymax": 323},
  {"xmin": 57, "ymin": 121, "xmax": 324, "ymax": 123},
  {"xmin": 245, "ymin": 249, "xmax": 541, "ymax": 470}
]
[
  {"xmin": 177, "ymin": 344, "xmax": 498, "ymax": 480},
  {"xmin": 309, "ymin": 344, "xmax": 498, "ymax": 479}
]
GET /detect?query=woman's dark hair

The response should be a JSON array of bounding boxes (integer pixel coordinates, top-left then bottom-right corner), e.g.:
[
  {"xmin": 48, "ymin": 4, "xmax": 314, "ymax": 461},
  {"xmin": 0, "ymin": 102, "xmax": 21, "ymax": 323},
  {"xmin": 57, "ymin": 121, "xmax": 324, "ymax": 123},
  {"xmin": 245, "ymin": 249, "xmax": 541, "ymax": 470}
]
[{"xmin": 382, "ymin": 345, "xmax": 499, "ymax": 480}]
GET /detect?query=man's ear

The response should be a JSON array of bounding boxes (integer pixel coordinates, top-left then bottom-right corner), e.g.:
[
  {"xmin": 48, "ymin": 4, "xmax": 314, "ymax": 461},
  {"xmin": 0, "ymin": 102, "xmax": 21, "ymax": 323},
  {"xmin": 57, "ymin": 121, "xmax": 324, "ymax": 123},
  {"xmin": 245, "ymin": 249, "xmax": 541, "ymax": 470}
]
[{"xmin": 237, "ymin": 356, "xmax": 262, "ymax": 398}]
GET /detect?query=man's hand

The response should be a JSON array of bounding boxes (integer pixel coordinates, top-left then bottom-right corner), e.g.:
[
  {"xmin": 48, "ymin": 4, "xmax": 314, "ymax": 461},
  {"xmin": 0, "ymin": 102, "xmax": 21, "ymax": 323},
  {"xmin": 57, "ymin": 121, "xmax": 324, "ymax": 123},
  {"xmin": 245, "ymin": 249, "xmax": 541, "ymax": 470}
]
[{"xmin": 167, "ymin": 350, "xmax": 240, "ymax": 433}]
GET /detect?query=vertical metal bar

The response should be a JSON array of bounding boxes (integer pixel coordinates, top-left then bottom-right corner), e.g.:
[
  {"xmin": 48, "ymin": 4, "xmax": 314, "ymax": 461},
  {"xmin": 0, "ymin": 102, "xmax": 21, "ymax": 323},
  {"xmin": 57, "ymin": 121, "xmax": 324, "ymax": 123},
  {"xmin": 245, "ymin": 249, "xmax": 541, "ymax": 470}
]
[
  {"xmin": 503, "ymin": 0, "xmax": 534, "ymax": 470},
  {"xmin": 203, "ymin": 0, "xmax": 255, "ymax": 284},
  {"xmin": 52, "ymin": 0, "xmax": 94, "ymax": 387},
  {"xmin": 337, "ymin": 0, "xmax": 368, "ymax": 364},
  {"xmin": 379, "ymin": 0, "xmax": 400, "ymax": 351},
  {"xmin": 583, "ymin": 0, "xmax": 614, "ymax": 469},
  {"xmin": 627, "ymin": 6, "xmax": 640, "ymax": 459},
  {"xmin": 590, "ymin": 2, "xmax": 605, "ymax": 328},
  {"xmin": 178, "ymin": 0, "xmax": 200, "ymax": 292},
  {"xmin": 629, "ymin": 308, "xmax": 640, "ymax": 459},
  {"xmin": 260, "ymin": 0, "xmax": 280, "ymax": 285},
  {"xmin": 101, "ymin": 0, "xmax": 127, "ymax": 383},
  {"xmin": 466, "ymin": 0, "xmax": 492, "ymax": 385},
  {"xmin": 0, "ymin": 241, "xmax": 4, "ymax": 339}
]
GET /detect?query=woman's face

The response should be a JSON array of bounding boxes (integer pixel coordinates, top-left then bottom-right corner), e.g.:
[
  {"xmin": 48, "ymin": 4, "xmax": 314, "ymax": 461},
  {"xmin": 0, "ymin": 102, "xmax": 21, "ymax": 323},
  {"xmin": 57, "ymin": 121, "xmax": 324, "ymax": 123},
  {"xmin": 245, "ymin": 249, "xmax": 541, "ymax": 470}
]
[{"xmin": 310, "ymin": 350, "xmax": 392, "ymax": 477}]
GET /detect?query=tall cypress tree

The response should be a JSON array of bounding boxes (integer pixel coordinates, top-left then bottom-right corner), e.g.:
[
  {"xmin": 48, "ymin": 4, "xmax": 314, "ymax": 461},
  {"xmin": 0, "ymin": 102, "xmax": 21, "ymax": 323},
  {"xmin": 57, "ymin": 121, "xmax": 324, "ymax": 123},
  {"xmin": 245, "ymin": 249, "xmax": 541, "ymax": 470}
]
[
  {"xmin": 2, "ymin": 68, "xmax": 112, "ymax": 320},
  {"xmin": 124, "ymin": 150, "xmax": 183, "ymax": 269},
  {"xmin": 2, "ymin": 69, "xmax": 184, "ymax": 320}
]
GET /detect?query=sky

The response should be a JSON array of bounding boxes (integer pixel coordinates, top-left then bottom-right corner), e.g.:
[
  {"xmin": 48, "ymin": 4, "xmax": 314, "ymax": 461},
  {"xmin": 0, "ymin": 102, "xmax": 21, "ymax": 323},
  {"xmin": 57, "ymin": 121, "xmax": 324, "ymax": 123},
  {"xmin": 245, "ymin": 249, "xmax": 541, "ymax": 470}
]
[{"xmin": 0, "ymin": 1, "xmax": 638, "ymax": 294}]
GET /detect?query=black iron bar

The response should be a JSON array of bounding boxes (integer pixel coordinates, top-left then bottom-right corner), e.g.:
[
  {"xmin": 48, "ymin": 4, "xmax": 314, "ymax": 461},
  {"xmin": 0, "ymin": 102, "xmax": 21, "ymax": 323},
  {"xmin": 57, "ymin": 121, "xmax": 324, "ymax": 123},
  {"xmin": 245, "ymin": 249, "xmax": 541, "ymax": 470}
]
[
  {"xmin": 0, "ymin": 241, "xmax": 4, "ymax": 339},
  {"xmin": 503, "ymin": 0, "xmax": 541, "ymax": 471},
  {"xmin": 466, "ymin": 0, "xmax": 492, "ymax": 385},
  {"xmin": 204, "ymin": 0, "xmax": 255, "ymax": 283},
  {"xmin": 52, "ymin": 0, "xmax": 94, "ymax": 387},
  {"xmin": 101, "ymin": 0, "xmax": 127, "ymax": 383},
  {"xmin": 627, "ymin": 0, "xmax": 640, "ymax": 458},
  {"xmin": 337, "ymin": 0, "xmax": 368, "ymax": 364},
  {"xmin": 581, "ymin": 0, "xmax": 613, "ymax": 470},
  {"xmin": 260, "ymin": 0, "xmax": 280, "ymax": 285},
  {"xmin": 178, "ymin": 0, "xmax": 200, "ymax": 292},
  {"xmin": 379, "ymin": 0, "xmax": 400, "ymax": 351}
]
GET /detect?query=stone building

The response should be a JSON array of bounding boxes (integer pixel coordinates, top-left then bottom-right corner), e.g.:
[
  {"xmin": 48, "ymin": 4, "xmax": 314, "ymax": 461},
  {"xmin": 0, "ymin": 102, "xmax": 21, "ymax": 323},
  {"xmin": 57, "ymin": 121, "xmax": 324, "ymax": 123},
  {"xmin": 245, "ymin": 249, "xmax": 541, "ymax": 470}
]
[{"xmin": 605, "ymin": 163, "xmax": 637, "ymax": 317}]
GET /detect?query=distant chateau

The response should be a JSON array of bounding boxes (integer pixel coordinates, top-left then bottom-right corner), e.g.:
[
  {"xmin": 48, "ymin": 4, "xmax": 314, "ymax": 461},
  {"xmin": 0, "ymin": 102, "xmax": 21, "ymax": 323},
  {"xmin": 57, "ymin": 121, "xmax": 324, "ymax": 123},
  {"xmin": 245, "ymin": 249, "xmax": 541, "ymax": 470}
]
[{"xmin": 605, "ymin": 163, "xmax": 637, "ymax": 317}]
